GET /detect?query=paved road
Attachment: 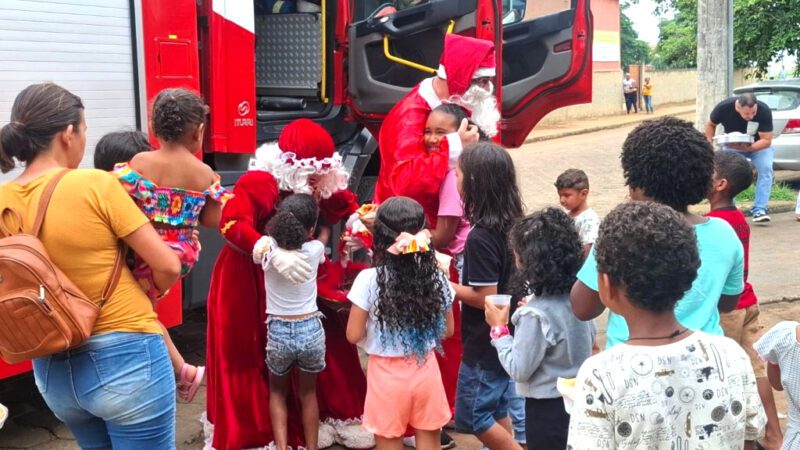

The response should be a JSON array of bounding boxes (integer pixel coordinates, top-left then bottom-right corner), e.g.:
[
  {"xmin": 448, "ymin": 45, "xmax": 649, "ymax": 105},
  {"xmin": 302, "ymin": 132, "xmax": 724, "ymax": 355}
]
[{"xmin": 2, "ymin": 123, "xmax": 798, "ymax": 449}]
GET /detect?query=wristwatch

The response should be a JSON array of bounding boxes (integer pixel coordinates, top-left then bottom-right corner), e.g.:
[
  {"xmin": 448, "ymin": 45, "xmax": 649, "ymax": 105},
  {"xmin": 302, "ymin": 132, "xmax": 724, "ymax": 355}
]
[{"xmin": 489, "ymin": 325, "xmax": 509, "ymax": 340}]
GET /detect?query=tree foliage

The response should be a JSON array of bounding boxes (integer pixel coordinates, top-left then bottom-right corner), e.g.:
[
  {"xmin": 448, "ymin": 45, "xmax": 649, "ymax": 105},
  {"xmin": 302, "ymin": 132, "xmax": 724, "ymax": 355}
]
[
  {"xmin": 637, "ymin": 0, "xmax": 800, "ymax": 75},
  {"xmin": 620, "ymin": 6, "xmax": 652, "ymax": 68}
]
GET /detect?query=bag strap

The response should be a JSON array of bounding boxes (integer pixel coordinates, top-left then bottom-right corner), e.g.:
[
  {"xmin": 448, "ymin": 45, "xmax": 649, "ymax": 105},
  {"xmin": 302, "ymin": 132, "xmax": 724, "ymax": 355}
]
[
  {"xmin": 32, "ymin": 169, "xmax": 70, "ymax": 236},
  {"xmin": 31, "ymin": 168, "xmax": 125, "ymax": 306},
  {"xmin": 100, "ymin": 244, "xmax": 126, "ymax": 306}
]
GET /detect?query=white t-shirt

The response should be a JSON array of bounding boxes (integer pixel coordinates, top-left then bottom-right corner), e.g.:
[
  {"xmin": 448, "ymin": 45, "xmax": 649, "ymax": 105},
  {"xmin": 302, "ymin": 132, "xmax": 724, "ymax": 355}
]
[
  {"xmin": 262, "ymin": 240, "xmax": 326, "ymax": 315},
  {"xmin": 347, "ymin": 267, "xmax": 455, "ymax": 357},
  {"xmin": 567, "ymin": 331, "xmax": 766, "ymax": 449},
  {"xmin": 623, "ymin": 78, "xmax": 637, "ymax": 93},
  {"xmin": 574, "ymin": 208, "xmax": 600, "ymax": 246}
]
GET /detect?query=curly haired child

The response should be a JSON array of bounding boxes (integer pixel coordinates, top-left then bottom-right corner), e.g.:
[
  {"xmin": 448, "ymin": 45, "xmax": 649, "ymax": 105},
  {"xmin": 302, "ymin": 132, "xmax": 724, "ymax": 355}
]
[
  {"xmin": 485, "ymin": 207, "xmax": 595, "ymax": 449},
  {"xmin": 567, "ymin": 201, "xmax": 766, "ymax": 449},
  {"xmin": 256, "ymin": 194, "xmax": 327, "ymax": 450},
  {"xmin": 108, "ymin": 89, "xmax": 233, "ymax": 401},
  {"xmin": 450, "ymin": 142, "xmax": 525, "ymax": 450},
  {"xmin": 346, "ymin": 196, "xmax": 455, "ymax": 450},
  {"xmin": 571, "ymin": 116, "xmax": 745, "ymax": 349}
]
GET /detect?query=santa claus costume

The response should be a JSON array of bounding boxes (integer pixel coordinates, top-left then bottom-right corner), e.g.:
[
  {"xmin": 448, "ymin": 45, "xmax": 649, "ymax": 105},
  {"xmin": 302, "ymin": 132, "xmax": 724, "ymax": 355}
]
[
  {"xmin": 204, "ymin": 119, "xmax": 370, "ymax": 450},
  {"xmin": 374, "ymin": 33, "xmax": 496, "ymax": 422}
]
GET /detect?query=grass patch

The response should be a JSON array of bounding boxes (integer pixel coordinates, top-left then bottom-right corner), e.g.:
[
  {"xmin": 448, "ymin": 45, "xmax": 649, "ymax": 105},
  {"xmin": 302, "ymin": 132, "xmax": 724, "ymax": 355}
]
[{"xmin": 735, "ymin": 182, "xmax": 797, "ymax": 202}]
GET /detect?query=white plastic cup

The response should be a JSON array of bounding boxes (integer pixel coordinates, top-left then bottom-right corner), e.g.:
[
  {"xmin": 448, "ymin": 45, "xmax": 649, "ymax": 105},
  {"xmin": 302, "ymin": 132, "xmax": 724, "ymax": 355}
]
[
  {"xmin": 0, "ymin": 402, "xmax": 8, "ymax": 429},
  {"xmin": 486, "ymin": 294, "xmax": 512, "ymax": 307}
]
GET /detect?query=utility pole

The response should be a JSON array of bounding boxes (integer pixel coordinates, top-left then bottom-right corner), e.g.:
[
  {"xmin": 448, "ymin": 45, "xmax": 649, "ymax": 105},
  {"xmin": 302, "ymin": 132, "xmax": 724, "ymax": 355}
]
[{"xmin": 696, "ymin": 0, "xmax": 734, "ymax": 130}]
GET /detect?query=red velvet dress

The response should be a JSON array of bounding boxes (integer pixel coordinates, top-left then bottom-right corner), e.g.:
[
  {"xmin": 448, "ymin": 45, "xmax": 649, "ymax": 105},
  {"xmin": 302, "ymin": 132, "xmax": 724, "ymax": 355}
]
[{"xmin": 206, "ymin": 170, "xmax": 365, "ymax": 450}]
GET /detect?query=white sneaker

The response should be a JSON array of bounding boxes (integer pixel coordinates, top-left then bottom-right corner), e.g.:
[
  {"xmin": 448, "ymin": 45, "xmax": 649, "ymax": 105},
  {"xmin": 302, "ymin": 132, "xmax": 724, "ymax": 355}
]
[{"xmin": 752, "ymin": 212, "xmax": 771, "ymax": 223}]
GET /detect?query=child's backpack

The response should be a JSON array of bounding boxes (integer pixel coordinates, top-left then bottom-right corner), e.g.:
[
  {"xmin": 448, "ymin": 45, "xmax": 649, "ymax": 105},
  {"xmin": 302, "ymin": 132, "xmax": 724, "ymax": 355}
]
[{"xmin": 0, "ymin": 170, "xmax": 124, "ymax": 364}]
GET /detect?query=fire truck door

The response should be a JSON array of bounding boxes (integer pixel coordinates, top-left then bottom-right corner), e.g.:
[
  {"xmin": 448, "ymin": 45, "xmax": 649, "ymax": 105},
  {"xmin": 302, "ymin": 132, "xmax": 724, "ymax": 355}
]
[
  {"xmin": 498, "ymin": 0, "xmax": 593, "ymax": 147},
  {"xmin": 346, "ymin": 0, "xmax": 488, "ymax": 122}
]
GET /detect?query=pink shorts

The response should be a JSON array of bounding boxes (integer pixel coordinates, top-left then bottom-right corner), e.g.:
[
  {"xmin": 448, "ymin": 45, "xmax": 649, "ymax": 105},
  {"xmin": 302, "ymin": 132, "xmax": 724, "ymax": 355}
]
[{"xmin": 363, "ymin": 353, "xmax": 451, "ymax": 438}]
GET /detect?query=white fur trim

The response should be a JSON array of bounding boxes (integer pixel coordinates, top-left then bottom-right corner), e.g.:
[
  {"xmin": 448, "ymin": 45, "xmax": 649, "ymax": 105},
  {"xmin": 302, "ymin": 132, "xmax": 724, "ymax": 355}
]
[
  {"xmin": 437, "ymin": 64, "xmax": 447, "ymax": 79},
  {"xmin": 418, "ymin": 77, "xmax": 441, "ymax": 110},
  {"xmin": 249, "ymin": 142, "xmax": 350, "ymax": 199},
  {"xmin": 473, "ymin": 66, "xmax": 496, "ymax": 78},
  {"xmin": 201, "ymin": 412, "xmax": 367, "ymax": 450}
]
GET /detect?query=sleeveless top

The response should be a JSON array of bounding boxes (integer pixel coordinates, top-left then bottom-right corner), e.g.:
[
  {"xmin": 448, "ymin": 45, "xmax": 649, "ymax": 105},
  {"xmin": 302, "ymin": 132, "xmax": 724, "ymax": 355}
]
[{"xmin": 112, "ymin": 162, "xmax": 233, "ymax": 228}]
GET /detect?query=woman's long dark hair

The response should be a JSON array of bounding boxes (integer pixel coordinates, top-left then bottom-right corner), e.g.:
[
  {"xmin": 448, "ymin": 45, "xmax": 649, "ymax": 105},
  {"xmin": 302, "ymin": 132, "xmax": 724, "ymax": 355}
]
[
  {"xmin": 372, "ymin": 197, "xmax": 449, "ymax": 362},
  {"xmin": 508, "ymin": 208, "xmax": 583, "ymax": 299},
  {"xmin": 458, "ymin": 142, "xmax": 524, "ymax": 236}
]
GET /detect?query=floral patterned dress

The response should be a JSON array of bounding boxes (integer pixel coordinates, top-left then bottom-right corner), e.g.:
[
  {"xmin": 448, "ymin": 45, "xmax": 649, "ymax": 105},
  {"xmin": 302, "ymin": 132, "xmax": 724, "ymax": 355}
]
[{"xmin": 113, "ymin": 162, "xmax": 232, "ymax": 299}]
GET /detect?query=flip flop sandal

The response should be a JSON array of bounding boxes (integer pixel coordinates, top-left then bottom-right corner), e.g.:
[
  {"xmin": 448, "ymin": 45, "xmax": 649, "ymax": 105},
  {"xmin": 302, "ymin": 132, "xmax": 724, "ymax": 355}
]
[{"xmin": 177, "ymin": 363, "xmax": 206, "ymax": 402}]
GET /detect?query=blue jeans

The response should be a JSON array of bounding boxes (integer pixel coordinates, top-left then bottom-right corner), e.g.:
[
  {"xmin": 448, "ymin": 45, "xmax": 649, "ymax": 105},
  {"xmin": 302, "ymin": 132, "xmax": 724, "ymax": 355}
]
[
  {"xmin": 507, "ymin": 381, "xmax": 526, "ymax": 444},
  {"xmin": 727, "ymin": 147, "xmax": 774, "ymax": 215},
  {"xmin": 32, "ymin": 332, "xmax": 176, "ymax": 450},
  {"xmin": 643, "ymin": 95, "xmax": 653, "ymax": 112},
  {"xmin": 266, "ymin": 312, "xmax": 326, "ymax": 376},
  {"xmin": 454, "ymin": 362, "xmax": 512, "ymax": 435}
]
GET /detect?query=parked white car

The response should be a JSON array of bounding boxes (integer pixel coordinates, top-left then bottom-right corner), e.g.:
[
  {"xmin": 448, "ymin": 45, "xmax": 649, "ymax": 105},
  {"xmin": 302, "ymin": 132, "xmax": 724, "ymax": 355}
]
[{"xmin": 734, "ymin": 79, "xmax": 800, "ymax": 170}]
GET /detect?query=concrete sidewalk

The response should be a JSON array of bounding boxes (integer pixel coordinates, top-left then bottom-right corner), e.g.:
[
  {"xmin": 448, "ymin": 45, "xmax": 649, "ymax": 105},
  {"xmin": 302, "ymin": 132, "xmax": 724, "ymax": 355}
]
[{"xmin": 526, "ymin": 101, "xmax": 695, "ymax": 143}]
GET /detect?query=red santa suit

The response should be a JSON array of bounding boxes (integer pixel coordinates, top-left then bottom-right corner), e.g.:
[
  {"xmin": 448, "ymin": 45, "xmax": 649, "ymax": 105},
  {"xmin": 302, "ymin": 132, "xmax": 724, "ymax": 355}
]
[
  {"xmin": 373, "ymin": 33, "xmax": 496, "ymax": 422},
  {"xmin": 205, "ymin": 119, "xmax": 368, "ymax": 450},
  {"xmin": 373, "ymin": 33, "xmax": 495, "ymax": 227}
]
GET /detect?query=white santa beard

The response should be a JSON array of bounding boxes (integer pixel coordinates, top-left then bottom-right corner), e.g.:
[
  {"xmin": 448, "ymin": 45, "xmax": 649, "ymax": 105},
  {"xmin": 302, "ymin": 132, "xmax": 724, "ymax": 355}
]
[{"xmin": 452, "ymin": 83, "xmax": 500, "ymax": 138}]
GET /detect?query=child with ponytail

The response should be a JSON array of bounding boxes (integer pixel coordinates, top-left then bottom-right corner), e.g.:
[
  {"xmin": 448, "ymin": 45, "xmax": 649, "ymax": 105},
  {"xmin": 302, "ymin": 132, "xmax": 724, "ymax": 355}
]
[{"xmin": 256, "ymin": 193, "xmax": 327, "ymax": 450}]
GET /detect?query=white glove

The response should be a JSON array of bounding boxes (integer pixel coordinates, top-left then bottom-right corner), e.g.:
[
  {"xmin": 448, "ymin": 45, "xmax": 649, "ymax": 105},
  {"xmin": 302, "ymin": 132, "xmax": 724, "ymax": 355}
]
[
  {"xmin": 271, "ymin": 246, "xmax": 314, "ymax": 285},
  {"xmin": 446, "ymin": 131, "xmax": 465, "ymax": 169},
  {"xmin": 346, "ymin": 212, "xmax": 360, "ymax": 229}
]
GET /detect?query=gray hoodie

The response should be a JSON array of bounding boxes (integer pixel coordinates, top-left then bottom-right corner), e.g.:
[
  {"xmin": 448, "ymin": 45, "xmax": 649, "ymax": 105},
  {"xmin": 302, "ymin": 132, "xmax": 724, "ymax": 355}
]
[{"xmin": 492, "ymin": 294, "xmax": 595, "ymax": 399}]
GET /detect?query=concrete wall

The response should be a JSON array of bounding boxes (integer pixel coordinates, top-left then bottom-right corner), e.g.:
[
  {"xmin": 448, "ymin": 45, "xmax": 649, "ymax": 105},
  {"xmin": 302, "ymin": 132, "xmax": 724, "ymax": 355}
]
[{"xmin": 536, "ymin": 68, "xmax": 755, "ymax": 125}]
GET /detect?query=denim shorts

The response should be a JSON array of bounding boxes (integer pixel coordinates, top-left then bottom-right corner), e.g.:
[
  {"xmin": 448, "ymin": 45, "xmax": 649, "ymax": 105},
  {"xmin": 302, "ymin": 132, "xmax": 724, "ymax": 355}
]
[
  {"xmin": 454, "ymin": 362, "xmax": 513, "ymax": 435},
  {"xmin": 266, "ymin": 312, "xmax": 326, "ymax": 376},
  {"xmin": 32, "ymin": 332, "xmax": 176, "ymax": 450}
]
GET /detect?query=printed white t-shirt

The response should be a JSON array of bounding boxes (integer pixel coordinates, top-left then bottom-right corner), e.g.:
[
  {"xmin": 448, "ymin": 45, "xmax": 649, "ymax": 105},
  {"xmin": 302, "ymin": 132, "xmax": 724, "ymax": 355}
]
[
  {"xmin": 573, "ymin": 207, "xmax": 600, "ymax": 246},
  {"xmin": 567, "ymin": 331, "xmax": 766, "ymax": 449}
]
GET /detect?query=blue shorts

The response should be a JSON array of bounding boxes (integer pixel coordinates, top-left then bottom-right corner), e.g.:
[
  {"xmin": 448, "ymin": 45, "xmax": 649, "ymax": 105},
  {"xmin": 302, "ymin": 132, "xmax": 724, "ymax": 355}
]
[
  {"xmin": 266, "ymin": 313, "xmax": 326, "ymax": 376},
  {"xmin": 454, "ymin": 362, "xmax": 513, "ymax": 435}
]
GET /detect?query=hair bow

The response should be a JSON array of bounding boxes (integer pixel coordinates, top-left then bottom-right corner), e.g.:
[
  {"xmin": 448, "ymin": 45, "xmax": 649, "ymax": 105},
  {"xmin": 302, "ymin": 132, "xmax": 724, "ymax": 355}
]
[{"xmin": 388, "ymin": 230, "xmax": 432, "ymax": 255}]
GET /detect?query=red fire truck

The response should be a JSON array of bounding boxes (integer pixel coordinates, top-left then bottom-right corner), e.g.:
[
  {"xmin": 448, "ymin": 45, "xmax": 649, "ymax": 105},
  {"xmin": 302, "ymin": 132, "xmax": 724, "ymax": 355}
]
[{"xmin": 0, "ymin": 0, "xmax": 592, "ymax": 379}]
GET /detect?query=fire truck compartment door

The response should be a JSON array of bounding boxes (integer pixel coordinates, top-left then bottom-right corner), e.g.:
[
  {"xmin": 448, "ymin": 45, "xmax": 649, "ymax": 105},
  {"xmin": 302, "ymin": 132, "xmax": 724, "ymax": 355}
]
[
  {"xmin": 347, "ymin": 0, "xmax": 478, "ymax": 117},
  {"xmin": 0, "ymin": 0, "xmax": 139, "ymax": 181},
  {"xmin": 498, "ymin": 0, "xmax": 593, "ymax": 147}
]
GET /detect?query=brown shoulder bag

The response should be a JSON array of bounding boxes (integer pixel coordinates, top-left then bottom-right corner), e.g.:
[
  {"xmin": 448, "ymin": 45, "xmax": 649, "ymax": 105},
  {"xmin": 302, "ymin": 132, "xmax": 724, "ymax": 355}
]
[{"xmin": 0, "ymin": 170, "xmax": 125, "ymax": 364}]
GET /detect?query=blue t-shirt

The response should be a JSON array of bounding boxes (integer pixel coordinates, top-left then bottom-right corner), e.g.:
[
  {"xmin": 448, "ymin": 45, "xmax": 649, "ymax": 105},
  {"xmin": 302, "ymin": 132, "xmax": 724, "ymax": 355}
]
[{"xmin": 578, "ymin": 217, "xmax": 744, "ymax": 348}]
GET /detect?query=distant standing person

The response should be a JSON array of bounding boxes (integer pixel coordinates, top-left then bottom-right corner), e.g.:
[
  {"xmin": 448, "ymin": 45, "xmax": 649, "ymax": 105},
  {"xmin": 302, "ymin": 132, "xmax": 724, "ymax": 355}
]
[
  {"xmin": 622, "ymin": 73, "xmax": 638, "ymax": 114},
  {"xmin": 642, "ymin": 77, "xmax": 654, "ymax": 113},
  {"xmin": 705, "ymin": 93, "xmax": 774, "ymax": 223}
]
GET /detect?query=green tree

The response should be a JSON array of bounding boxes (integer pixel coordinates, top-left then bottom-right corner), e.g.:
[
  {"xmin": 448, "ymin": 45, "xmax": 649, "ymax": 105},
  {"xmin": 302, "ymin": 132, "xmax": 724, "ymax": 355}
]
[
  {"xmin": 651, "ymin": 0, "xmax": 696, "ymax": 68},
  {"xmin": 642, "ymin": 0, "xmax": 800, "ymax": 76},
  {"xmin": 620, "ymin": 7, "xmax": 652, "ymax": 68}
]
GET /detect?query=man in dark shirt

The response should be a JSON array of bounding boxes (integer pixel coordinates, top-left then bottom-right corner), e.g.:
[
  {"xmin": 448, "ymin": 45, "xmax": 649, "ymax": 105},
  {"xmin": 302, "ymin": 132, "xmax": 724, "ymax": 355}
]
[{"xmin": 705, "ymin": 93, "xmax": 774, "ymax": 222}]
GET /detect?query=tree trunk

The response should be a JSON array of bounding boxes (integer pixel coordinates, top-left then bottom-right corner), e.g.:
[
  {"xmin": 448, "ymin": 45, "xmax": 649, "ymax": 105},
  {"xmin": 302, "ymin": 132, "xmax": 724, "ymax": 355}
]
[{"xmin": 696, "ymin": 0, "xmax": 732, "ymax": 131}]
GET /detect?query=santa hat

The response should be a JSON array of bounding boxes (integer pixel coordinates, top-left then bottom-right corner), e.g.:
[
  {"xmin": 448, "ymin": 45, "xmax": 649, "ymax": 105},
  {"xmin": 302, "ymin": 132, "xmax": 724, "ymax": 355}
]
[
  {"xmin": 436, "ymin": 34, "xmax": 496, "ymax": 96},
  {"xmin": 249, "ymin": 118, "xmax": 349, "ymax": 199},
  {"xmin": 278, "ymin": 118, "xmax": 335, "ymax": 160}
]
